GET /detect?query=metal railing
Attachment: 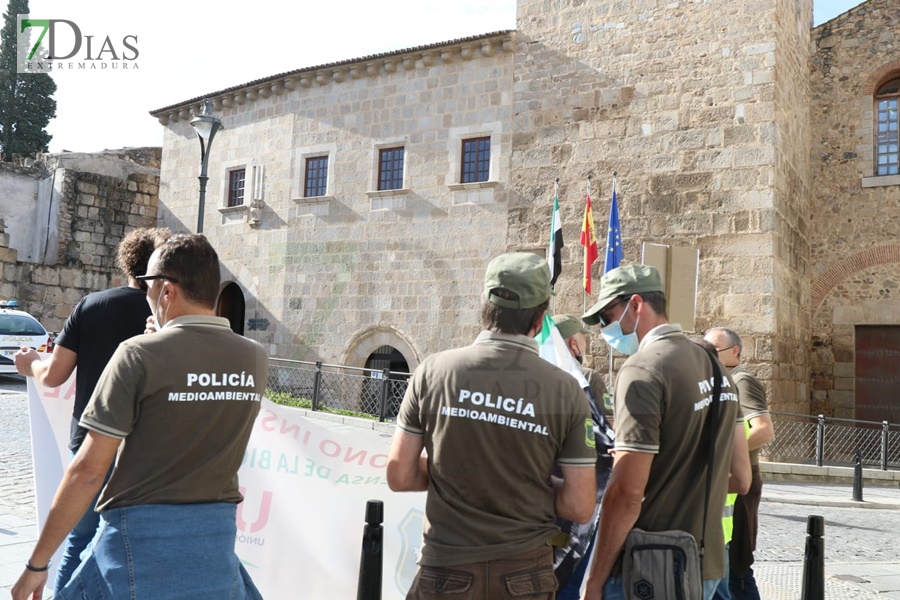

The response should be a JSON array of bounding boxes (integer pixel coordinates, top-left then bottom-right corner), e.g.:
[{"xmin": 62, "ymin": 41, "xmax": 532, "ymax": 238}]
[
  {"xmin": 761, "ymin": 411, "xmax": 900, "ymax": 470},
  {"xmin": 267, "ymin": 358, "xmax": 410, "ymax": 422},
  {"xmin": 266, "ymin": 359, "xmax": 900, "ymax": 470}
]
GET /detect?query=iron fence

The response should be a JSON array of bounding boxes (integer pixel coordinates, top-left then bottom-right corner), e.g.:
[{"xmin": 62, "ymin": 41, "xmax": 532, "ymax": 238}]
[
  {"xmin": 266, "ymin": 360, "xmax": 900, "ymax": 470},
  {"xmin": 761, "ymin": 411, "xmax": 900, "ymax": 470},
  {"xmin": 267, "ymin": 358, "xmax": 410, "ymax": 422}
]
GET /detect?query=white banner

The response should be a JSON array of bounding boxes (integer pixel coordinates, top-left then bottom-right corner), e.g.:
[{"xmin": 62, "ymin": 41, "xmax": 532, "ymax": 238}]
[{"xmin": 27, "ymin": 377, "xmax": 426, "ymax": 599}]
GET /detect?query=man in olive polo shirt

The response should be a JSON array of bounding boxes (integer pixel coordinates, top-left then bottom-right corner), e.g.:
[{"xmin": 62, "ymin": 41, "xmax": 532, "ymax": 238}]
[
  {"xmin": 12, "ymin": 235, "xmax": 267, "ymax": 600},
  {"xmin": 387, "ymin": 252, "xmax": 597, "ymax": 599},
  {"xmin": 705, "ymin": 327, "xmax": 775, "ymax": 600},
  {"xmin": 552, "ymin": 314, "xmax": 613, "ymax": 425},
  {"xmin": 580, "ymin": 265, "xmax": 751, "ymax": 600}
]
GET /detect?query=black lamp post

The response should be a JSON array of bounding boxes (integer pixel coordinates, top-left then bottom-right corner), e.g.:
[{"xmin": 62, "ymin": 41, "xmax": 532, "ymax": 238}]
[{"xmin": 190, "ymin": 98, "xmax": 222, "ymax": 233}]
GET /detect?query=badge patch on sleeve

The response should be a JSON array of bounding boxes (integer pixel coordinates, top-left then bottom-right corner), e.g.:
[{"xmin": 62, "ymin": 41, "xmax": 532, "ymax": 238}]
[{"xmin": 584, "ymin": 418, "xmax": 596, "ymax": 448}]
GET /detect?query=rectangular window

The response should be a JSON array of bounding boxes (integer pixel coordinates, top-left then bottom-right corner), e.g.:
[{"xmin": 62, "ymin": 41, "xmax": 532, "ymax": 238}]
[
  {"xmin": 305, "ymin": 156, "xmax": 329, "ymax": 197},
  {"xmin": 876, "ymin": 98, "xmax": 899, "ymax": 176},
  {"xmin": 378, "ymin": 147, "xmax": 405, "ymax": 191},
  {"xmin": 461, "ymin": 137, "xmax": 490, "ymax": 183},
  {"xmin": 227, "ymin": 169, "xmax": 246, "ymax": 207}
]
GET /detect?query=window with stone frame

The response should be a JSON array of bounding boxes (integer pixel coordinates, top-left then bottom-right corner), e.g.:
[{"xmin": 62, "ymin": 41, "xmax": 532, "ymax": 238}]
[
  {"xmin": 377, "ymin": 147, "xmax": 405, "ymax": 191},
  {"xmin": 304, "ymin": 155, "xmax": 329, "ymax": 197},
  {"xmin": 875, "ymin": 76, "xmax": 900, "ymax": 176},
  {"xmin": 227, "ymin": 168, "xmax": 246, "ymax": 207},
  {"xmin": 461, "ymin": 137, "xmax": 491, "ymax": 183}
]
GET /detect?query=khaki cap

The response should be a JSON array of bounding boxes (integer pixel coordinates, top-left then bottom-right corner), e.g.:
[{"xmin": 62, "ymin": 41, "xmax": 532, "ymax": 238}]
[
  {"xmin": 483, "ymin": 252, "xmax": 552, "ymax": 309},
  {"xmin": 582, "ymin": 264, "xmax": 664, "ymax": 325},
  {"xmin": 552, "ymin": 314, "xmax": 591, "ymax": 339}
]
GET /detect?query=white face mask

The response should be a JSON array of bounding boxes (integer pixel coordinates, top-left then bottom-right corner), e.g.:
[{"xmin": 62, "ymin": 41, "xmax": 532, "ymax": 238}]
[{"xmin": 600, "ymin": 301, "xmax": 640, "ymax": 355}]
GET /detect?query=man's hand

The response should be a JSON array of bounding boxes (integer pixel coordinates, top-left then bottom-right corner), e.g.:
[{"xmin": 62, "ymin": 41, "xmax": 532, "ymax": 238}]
[
  {"xmin": 13, "ymin": 347, "xmax": 40, "ymax": 377},
  {"xmin": 143, "ymin": 315, "xmax": 158, "ymax": 335},
  {"xmin": 11, "ymin": 567, "xmax": 47, "ymax": 600}
]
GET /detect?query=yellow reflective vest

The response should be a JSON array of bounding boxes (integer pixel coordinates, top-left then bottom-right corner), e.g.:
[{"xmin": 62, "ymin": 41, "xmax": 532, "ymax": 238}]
[{"xmin": 722, "ymin": 419, "xmax": 752, "ymax": 544}]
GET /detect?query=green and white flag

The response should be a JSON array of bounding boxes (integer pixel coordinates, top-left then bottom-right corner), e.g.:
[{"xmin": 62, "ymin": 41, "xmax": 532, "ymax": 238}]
[
  {"xmin": 536, "ymin": 313, "xmax": 589, "ymax": 389},
  {"xmin": 548, "ymin": 183, "xmax": 563, "ymax": 287}
]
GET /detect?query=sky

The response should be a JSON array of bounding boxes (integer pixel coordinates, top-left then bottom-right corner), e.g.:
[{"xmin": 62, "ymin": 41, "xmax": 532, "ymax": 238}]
[{"xmin": 19, "ymin": 0, "xmax": 862, "ymax": 154}]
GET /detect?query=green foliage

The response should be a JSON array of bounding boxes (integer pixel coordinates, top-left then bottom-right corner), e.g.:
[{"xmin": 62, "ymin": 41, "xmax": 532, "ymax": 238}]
[
  {"xmin": 265, "ymin": 389, "xmax": 377, "ymax": 421},
  {"xmin": 0, "ymin": 0, "xmax": 57, "ymax": 162}
]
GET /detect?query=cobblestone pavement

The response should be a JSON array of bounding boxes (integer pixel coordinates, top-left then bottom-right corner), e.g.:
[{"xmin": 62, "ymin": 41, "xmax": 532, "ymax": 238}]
[
  {"xmin": 0, "ymin": 375, "xmax": 897, "ymax": 599},
  {"xmin": 755, "ymin": 499, "xmax": 900, "ymax": 599},
  {"xmin": 0, "ymin": 376, "xmax": 35, "ymax": 520}
]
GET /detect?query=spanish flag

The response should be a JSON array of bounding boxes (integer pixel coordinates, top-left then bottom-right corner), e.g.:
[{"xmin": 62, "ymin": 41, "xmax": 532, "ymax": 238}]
[{"xmin": 580, "ymin": 189, "xmax": 599, "ymax": 294}]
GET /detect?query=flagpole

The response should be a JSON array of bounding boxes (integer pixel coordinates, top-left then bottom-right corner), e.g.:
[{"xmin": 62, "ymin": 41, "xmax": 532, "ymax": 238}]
[
  {"xmin": 607, "ymin": 171, "xmax": 618, "ymax": 389},
  {"xmin": 583, "ymin": 175, "xmax": 591, "ymax": 316},
  {"xmin": 552, "ymin": 177, "xmax": 559, "ymax": 314}
]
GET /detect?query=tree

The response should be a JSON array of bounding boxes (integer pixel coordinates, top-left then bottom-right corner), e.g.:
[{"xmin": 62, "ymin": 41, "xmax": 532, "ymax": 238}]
[{"xmin": 0, "ymin": 0, "xmax": 56, "ymax": 162}]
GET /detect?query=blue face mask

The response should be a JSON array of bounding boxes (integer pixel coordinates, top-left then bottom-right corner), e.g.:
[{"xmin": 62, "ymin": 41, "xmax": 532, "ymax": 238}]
[{"xmin": 601, "ymin": 302, "xmax": 640, "ymax": 355}]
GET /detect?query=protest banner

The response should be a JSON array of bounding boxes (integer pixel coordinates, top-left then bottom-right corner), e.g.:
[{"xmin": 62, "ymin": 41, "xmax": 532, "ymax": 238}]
[{"xmin": 27, "ymin": 377, "xmax": 424, "ymax": 599}]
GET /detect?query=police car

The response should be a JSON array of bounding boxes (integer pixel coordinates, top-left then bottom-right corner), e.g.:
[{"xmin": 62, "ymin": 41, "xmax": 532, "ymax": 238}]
[{"xmin": 0, "ymin": 301, "xmax": 53, "ymax": 375}]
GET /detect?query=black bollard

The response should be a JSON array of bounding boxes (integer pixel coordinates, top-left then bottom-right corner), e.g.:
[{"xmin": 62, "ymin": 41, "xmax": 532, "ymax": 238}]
[
  {"xmin": 852, "ymin": 447, "xmax": 864, "ymax": 502},
  {"xmin": 357, "ymin": 500, "xmax": 384, "ymax": 600},
  {"xmin": 800, "ymin": 515, "xmax": 825, "ymax": 600}
]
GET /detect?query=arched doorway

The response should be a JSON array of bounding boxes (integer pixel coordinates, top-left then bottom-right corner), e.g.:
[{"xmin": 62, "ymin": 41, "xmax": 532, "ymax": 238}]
[
  {"xmin": 364, "ymin": 345, "xmax": 411, "ymax": 374},
  {"xmin": 217, "ymin": 282, "xmax": 245, "ymax": 335},
  {"xmin": 364, "ymin": 345, "xmax": 411, "ymax": 419}
]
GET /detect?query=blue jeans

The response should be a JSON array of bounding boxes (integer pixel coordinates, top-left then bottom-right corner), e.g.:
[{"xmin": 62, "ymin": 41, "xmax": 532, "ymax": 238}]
[
  {"xmin": 729, "ymin": 566, "xmax": 761, "ymax": 600},
  {"xmin": 57, "ymin": 502, "xmax": 261, "ymax": 600},
  {"xmin": 54, "ymin": 455, "xmax": 112, "ymax": 595},
  {"xmin": 603, "ymin": 574, "xmax": 721, "ymax": 600},
  {"xmin": 712, "ymin": 543, "xmax": 732, "ymax": 600}
]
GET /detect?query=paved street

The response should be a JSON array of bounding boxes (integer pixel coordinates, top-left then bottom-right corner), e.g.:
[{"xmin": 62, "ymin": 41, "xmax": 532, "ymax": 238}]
[
  {"xmin": 0, "ymin": 375, "xmax": 898, "ymax": 599},
  {"xmin": 755, "ymin": 496, "xmax": 900, "ymax": 598}
]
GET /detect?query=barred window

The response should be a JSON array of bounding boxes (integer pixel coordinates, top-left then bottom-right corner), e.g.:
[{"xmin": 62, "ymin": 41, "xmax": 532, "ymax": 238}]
[
  {"xmin": 227, "ymin": 169, "xmax": 245, "ymax": 207},
  {"xmin": 304, "ymin": 156, "xmax": 329, "ymax": 197},
  {"xmin": 875, "ymin": 77, "xmax": 900, "ymax": 176},
  {"xmin": 378, "ymin": 147, "xmax": 405, "ymax": 191},
  {"xmin": 461, "ymin": 137, "xmax": 490, "ymax": 183}
]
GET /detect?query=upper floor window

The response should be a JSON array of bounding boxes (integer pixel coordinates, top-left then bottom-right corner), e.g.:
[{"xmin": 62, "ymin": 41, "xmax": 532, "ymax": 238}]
[
  {"xmin": 227, "ymin": 169, "xmax": 246, "ymax": 207},
  {"xmin": 305, "ymin": 156, "xmax": 329, "ymax": 197},
  {"xmin": 461, "ymin": 137, "xmax": 490, "ymax": 183},
  {"xmin": 378, "ymin": 147, "xmax": 405, "ymax": 191},
  {"xmin": 876, "ymin": 77, "xmax": 900, "ymax": 176}
]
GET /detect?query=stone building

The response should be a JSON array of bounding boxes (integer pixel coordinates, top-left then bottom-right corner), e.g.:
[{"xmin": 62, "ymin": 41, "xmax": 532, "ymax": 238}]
[
  {"xmin": 149, "ymin": 0, "xmax": 900, "ymax": 420},
  {"xmin": 0, "ymin": 149, "xmax": 160, "ymax": 332},
  {"xmin": 151, "ymin": 32, "xmax": 517, "ymax": 374},
  {"xmin": 808, "ymin": 0, "xmax": 900, "ymax": 423}
]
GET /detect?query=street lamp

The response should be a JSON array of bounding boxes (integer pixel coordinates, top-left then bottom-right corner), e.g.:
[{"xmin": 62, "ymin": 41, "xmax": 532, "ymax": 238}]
[{"xmin": 190, "ymin": 98, "xmax": 223, "ymax": 233}]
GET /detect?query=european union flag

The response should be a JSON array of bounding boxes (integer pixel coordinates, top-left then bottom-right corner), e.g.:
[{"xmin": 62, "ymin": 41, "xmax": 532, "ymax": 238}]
[{"xmin": 604, "ymin": 183, "xmax": 623, "ymax": 273}]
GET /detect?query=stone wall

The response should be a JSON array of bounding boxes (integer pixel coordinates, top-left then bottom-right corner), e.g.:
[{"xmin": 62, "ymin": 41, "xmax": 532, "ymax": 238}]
[
  {"xmin": 54, "ymin": 170, "xmax": 159, "ymax": 269},
  {"xmin": 510, "ymin": 0, "xmax": 812, "ymax": 410},
  {"xmin": 0, "ymin": 162, "xmax": 44, "ymax": 261},
  {"xmin": 0, "ymin": 149, "xmax": 160, "ymax": 331},
  {"xmin": 770, "ymin": 0, "xmax": 813, "ymax": 413},
  {"xmin": 154, "ymin": 33, "xmax": 515, "ymax": 366},
  {"xmin": 808, "ymin": 0, "xmax": 900, "ymax": 417},
  {"xmin": 2, "ymin": 256, "xmax": 123, "ymax": 334}
]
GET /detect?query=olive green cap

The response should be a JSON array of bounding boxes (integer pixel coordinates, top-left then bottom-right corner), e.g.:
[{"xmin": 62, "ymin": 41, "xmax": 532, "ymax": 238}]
[
  {"xmin": 552, "ymin": 314, "xmax": 591, "ymax": 339},
  {"xmin": 483, "ymin": 252, "xmax": 552, "ymax": 309},
  {"xmin": 582, "ymin": 264, "xmax": 664, "ymax": 325}
]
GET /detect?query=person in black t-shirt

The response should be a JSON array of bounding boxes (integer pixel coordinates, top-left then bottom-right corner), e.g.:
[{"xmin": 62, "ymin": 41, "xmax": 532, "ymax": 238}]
[{"xmin": 15, "ymin": 226, "xmax": 169, "ymax": 595}]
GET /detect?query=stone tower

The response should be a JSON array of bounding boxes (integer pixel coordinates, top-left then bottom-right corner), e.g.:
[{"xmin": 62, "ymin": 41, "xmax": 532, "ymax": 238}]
[{"xmin": 510, "ymin": 0, "xmax": 814, "ymax": 411}]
